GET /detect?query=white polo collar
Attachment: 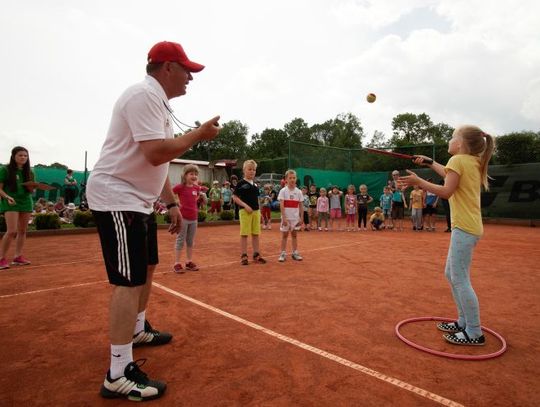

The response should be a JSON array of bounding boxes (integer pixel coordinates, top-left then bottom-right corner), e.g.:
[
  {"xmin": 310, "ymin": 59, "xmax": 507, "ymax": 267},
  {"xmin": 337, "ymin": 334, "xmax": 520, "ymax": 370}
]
[{"xmin": 145, "ymin": 75, "xmax": 171, "ymax": 111}]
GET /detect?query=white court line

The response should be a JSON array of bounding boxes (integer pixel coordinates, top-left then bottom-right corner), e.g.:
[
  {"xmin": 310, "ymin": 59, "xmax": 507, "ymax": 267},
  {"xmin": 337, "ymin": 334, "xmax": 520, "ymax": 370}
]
[
  {"xmin": 0, "ymin": 280, "xmax": 109, "ymax": 299},
  {"xmin": 153, "ymin": 282, "xmax": 463, "ymax": 407},
  {"xmin": 0, "ymin": 241, "xmax": 363, "ymax": 298},
  {"xmin": 20, "ymin": 258, "xmax": 102, "ymax": 271}
]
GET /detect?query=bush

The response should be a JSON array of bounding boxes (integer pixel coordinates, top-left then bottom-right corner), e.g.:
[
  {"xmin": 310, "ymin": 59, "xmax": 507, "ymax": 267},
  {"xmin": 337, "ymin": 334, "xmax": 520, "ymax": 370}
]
[
  {"xmin": 0, "ymin": 215, "xmax": 6, "ymax": 232},
  {"xmin": 73, "ymin": 210, "xmax": 95, "ymax": 228},
  {"xmin": 495, "ymin": 131, "xmax": 540, "ymax": 164},
  {"xmin": 219, "ymin": 210, "xmax": 234, "ymax": 220},
  {"xmin": 34, "ymin": 213, "xmax": 61, "ymax": 230},
  {"xmin": 198, "ymin": 210, "xmax": 207, "ymax": 222}
]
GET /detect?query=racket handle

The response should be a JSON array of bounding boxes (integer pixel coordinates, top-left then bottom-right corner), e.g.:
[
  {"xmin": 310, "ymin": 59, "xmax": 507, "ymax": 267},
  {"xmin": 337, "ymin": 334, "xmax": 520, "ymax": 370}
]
[{"xmin": 412, "ymin": 156, "xmax": 433, "ymax": 165}]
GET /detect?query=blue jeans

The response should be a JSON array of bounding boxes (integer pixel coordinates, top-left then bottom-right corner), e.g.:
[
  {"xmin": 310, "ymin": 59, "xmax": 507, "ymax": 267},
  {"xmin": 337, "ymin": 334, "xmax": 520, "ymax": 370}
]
[{"xmin": 445, "ymin": 228, "xmax": 482, "ymax": 337}]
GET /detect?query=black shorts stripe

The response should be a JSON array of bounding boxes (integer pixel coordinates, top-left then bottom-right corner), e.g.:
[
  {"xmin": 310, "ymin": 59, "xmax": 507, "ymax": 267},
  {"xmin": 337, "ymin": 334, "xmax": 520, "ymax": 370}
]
[
  {"xmin": 92, "ymin": 210, "xmax": 158, "ymax": 287},
  {"xmin": 111, "ymin": 211, "xmax": 131, "ymax": 281}
]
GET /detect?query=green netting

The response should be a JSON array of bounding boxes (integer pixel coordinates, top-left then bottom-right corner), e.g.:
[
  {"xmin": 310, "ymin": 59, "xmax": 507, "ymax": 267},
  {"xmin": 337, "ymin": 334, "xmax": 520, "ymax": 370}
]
[
  {"xmin": 289, "ymin": 140, "xmax": 446, "ymax": 172},
  {"xmin": 256, "ymin": 157, "xmax": 288, "ymax": 174},
  {"xmin": 289, "ymin": 142, "xmax": 353, "ymax": 172}
]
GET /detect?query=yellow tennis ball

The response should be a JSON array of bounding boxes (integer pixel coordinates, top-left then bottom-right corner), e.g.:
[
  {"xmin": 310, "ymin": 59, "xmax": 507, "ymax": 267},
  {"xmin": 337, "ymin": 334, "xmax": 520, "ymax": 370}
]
[{"xmin": 366, "ymin": 93, "xmax": 376, "ymax": 103}]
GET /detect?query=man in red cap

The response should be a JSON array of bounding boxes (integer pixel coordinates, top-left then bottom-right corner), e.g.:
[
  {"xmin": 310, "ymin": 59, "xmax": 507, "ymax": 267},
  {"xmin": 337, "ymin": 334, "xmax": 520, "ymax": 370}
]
[{"xmin": 87, "ymin": 41, "xmax": 220, "ymax": 401}]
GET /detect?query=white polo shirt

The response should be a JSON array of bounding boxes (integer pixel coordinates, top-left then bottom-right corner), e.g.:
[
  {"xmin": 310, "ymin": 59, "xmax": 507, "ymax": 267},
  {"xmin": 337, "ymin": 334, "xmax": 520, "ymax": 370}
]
[{"xmin": 87, "ymin": 76, "xmax": 174, "ymax": 214}]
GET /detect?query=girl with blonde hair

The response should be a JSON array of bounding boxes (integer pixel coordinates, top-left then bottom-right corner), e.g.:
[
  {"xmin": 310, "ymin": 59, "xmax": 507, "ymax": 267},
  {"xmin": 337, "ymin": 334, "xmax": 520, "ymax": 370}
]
[{"xmin": 399, "ymin": 125, "xmax": 495, "ymax": 346}]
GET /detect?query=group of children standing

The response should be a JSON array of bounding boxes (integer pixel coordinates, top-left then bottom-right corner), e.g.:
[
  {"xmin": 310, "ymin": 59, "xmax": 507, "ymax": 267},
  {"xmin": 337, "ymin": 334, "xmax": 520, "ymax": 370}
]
[
  {"xmin": 170, "ymin": 162, "xmax": 444, "ymax": 272},
  {"xmin": 295, "ymin": 179, "xmax": 439, "ymax": 233},
  {"xmin": 300, "ymin": 184, "xmax": 376, "ymax": 232}
]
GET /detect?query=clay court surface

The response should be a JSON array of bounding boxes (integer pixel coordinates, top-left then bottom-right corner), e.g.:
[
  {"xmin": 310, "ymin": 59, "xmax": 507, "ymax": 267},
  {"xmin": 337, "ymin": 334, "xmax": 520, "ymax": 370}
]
[{"xmin": 1, "ymin": 223, "xmax": 539, "ymax": 406}]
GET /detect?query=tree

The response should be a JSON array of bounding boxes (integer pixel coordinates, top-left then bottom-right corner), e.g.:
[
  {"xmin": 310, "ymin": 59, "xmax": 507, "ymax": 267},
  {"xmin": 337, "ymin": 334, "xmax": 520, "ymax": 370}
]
[
  {"xmin": 329, "ymin": 113, "xmax": 364, "ymax": 149},
  {"xmin": 182, "ymin": 120, "xmax": 249, "ymax": 161},
  {"xmin": 495, "ymin": 131, "xmax": 540, "ymax": 164},
  {"xmin": 249, "ymin": 128, "xmax": 288, "ymax": 159},
  {"xmin": 310, "ymin": 113, "xmax": 363, "ymax": 148},
  {"xmin": 430, "ymin": 122, "xmax": 454, "ymax": 144},
  {"xmin": 284, "ymin": 118, "xmax": 315, "ymax": 144},
  {"xmin": 310, "ymin": 121, "xmax": 333, "ymax": 145},
  {"xmin": 206, "ymin": 120, "xmax": 249, "ymax": 160},
  {"xmin": 34, "ymin": 162, "xmax": 68, "ymax": 169},
  {"xmin": 366, "ymin": 130, "xmax": 387, "ymax": 148},
  {"xmin": 391, "ymin": 113, "xmax": 434, "ymax": 145}
]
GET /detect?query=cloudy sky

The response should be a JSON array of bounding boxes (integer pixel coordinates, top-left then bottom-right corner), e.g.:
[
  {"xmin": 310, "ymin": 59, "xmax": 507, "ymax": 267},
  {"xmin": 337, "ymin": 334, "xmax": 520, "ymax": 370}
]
[{"xmin": 1, "ymin": 0, "xmax": 539, "ymax": 170}]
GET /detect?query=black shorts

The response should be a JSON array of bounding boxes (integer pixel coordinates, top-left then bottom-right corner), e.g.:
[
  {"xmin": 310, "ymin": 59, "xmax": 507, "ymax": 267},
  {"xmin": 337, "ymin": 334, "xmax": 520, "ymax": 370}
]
[
  {"xmin": 92, "ymin": 211, "xmax": 158, "ymax": 287},
  {"xmin": 423, "ymin": 204, "xmax": 436, "ymax": 215},
  {"xmin": 391, "ymin": 201, "xmax": 404, "ymax": 219}
]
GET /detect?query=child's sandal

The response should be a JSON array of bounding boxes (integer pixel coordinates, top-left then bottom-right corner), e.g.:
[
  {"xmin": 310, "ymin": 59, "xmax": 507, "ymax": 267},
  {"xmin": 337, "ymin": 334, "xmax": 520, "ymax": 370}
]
[
  {"xmin": 253, "ymin": 252, "xmax": 267, "ymax": 264},
  {"xmin": 436, "ymin": 321, "xmax": 463, "ymax": 333},
  {"xmin": 443, "ymin": 331, "xmax": 485, "ymax": 346},
  {"xmin": 241, "ymin": 254, "xmax": 249, "ymax": 266}
]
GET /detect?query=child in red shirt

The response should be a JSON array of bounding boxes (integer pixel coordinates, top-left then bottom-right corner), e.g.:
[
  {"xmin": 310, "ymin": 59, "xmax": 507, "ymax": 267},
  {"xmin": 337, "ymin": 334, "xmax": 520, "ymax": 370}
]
[{"xmin": 171, "ymin": 164, "xmax": 204, "ymax": 273}]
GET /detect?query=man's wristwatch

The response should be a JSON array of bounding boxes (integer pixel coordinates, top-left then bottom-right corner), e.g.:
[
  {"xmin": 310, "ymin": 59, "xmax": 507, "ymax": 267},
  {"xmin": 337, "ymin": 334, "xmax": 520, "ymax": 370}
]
[{"xmin": 166, "ymin": 202, "xmax": 178, "ymax": 210}]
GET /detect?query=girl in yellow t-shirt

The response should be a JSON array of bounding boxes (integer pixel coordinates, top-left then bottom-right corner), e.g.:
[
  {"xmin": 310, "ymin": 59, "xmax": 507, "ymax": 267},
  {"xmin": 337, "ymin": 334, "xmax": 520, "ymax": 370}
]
[{"xmin": 399, "ymin": 125, "xmax": 495, "ymax": 346}]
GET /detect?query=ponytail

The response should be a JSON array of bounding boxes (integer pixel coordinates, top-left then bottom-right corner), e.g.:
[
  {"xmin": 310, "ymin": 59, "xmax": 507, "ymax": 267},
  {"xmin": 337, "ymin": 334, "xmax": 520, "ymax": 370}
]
[
  {"xmin": 456, "ymin": 125, "xmax": 495, "ymax": 191},
  {"xmin": 479, "ymin": 132, "xmax": 495, "ymax": 191}
]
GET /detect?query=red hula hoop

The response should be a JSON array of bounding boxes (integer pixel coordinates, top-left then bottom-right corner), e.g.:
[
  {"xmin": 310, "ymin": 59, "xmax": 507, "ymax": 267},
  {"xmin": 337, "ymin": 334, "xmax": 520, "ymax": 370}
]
[{"xmin": 395, "ymin": 316, "xmax": 507, "ymax": 360}]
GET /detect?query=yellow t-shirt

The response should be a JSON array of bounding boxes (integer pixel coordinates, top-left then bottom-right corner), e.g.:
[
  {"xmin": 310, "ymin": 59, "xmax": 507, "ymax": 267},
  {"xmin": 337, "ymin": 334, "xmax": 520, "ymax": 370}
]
[
  {"xmin": 410, "ymin": 189, "xmax": 424, "ymax": 209},
  {"xmin": 445, "ymin": 154, "xmax": 483, "ymax": 236}
]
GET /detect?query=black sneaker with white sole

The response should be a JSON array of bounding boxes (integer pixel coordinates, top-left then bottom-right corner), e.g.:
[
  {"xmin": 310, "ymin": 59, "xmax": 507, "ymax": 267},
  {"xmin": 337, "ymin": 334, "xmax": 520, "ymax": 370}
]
[
  {"xmin": 133, "ymin": 320, "xmax": 173, "ymax": 348},
  {"xmin": 100, "ymin": 359, "xmax": 166, "ymax": 401},
  {"xmin": 443, "ymin": 331, "xmax": 486, "ymax": 346}
]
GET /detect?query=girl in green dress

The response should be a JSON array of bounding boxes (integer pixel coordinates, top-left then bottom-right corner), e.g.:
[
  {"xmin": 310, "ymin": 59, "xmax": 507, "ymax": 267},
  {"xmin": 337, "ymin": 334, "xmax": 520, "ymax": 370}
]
[{"xmin": 0, "ymin": 146, "xmax": 35, "ymax": 269}]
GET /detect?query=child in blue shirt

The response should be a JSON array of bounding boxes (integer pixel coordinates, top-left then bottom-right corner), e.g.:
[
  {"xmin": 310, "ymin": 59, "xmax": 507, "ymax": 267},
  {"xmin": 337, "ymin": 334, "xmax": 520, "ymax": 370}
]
[{"xmin": 379, "ymin": 186, "xmax": 393, "ymax": 229}]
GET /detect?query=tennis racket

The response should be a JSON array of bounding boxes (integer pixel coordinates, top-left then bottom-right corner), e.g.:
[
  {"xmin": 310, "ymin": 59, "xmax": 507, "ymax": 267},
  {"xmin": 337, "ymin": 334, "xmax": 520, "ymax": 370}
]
[
  {"xmin": 364, "ymin": 148, "xmax": 433, "ymax": 165},
  {"xmin": 22, "ymin": 181, "xmax": 57, "ymax": 191}
]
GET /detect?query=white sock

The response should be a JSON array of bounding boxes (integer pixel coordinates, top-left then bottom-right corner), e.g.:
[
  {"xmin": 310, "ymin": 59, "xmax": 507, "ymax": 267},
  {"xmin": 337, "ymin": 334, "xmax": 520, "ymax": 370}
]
[
  {"xmin": 134, "ymin": 310, "xmax": 146, "ymax": 335},
  {"xmin": 110, "ymin": 343, "xmax": 133, "ymax": 380}
]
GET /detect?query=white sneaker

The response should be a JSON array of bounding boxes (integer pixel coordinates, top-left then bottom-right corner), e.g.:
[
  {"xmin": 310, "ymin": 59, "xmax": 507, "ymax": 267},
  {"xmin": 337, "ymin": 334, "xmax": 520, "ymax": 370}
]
[
  {"xmin": 268, "ymin": 224, "xmax": 272, "ymax": 230},
  {"xmin": 262, "ymin": 224, "xmax": 267, "ymax": 229},
  {"xmin": 278, "ymin": 252, "xmax": 286, "ymax": 262},
  {"xmin": 292, "ymin": 251, "xmax": 303, "ymax": 261},
  {"xmin": 100, "ymin": 360, "xmax": 166, "ymax": 401}
]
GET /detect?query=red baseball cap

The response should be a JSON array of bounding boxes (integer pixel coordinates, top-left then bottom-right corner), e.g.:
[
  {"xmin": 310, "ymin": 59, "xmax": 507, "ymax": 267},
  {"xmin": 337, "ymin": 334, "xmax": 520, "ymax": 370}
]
[{"xmin": 147, "ymin": 41, "xmax": 205, "ymax": 73}]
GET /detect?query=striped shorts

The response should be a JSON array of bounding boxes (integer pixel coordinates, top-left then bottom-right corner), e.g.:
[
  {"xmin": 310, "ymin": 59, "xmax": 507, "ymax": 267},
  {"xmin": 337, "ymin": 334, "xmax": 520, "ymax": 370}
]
[{"xmin": 92, "ymin": 210, "xmax": 158, "ymax": 287}]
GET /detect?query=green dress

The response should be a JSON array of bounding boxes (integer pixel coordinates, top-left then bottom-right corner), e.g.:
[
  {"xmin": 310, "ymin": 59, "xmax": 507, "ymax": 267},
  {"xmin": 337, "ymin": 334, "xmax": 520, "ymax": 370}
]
[{"xmin": 0, "ymin": 166, "xmax": 34, "ymax": 213}]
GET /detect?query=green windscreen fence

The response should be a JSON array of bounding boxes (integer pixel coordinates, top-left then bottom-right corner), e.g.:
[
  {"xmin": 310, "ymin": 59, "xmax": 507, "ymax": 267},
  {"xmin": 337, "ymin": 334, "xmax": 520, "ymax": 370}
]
[{"xmin": 31, "ymin": 168, "xmax": 87, "ymax": 204}]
